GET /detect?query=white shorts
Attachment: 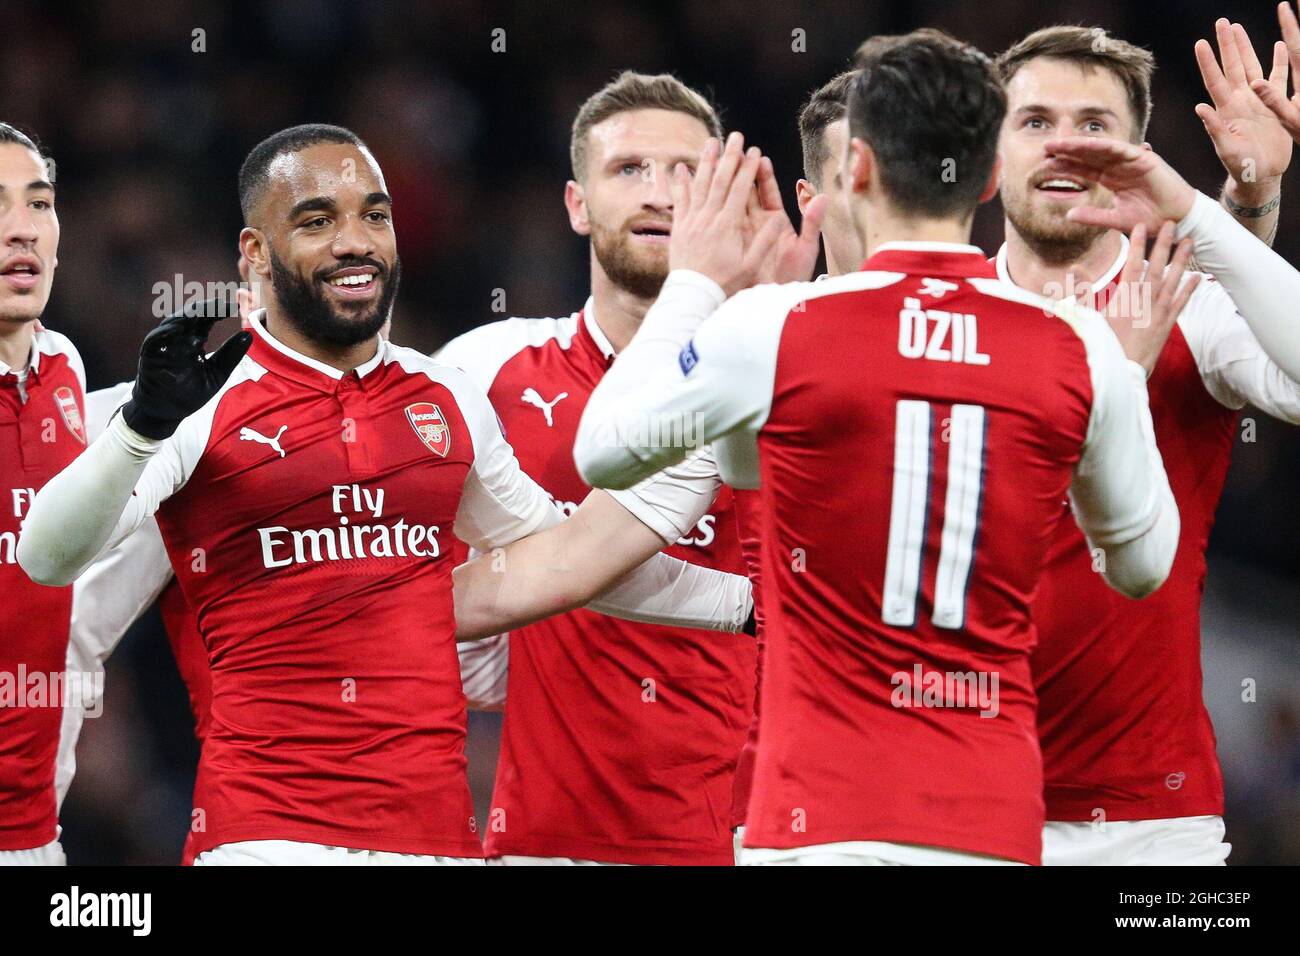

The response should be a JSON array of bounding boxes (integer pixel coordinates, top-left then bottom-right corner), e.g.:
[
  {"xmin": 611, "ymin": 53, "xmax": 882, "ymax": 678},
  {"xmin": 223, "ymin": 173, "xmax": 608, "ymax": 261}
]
[
  {"xmin": 733, "ymin": 826, "xmax": 746, "ymax": 864},
  {"xmin": 488, "ymin": 855, "xmax": 626, "ymax": 866},
  {"xmin": 193, "ymin": 840, "xmax": 485, "ymax": 866},
  {"xmin": 0, "ymin": 838, "xmax": 66, "ymax": 866},
  {"xmin": 1042, "ymin": 814, "xmax": 1229, "ymax": 866},
  {"xmin": 739, "ymin": 840, "xmax": 1026, "ymax": 866}
]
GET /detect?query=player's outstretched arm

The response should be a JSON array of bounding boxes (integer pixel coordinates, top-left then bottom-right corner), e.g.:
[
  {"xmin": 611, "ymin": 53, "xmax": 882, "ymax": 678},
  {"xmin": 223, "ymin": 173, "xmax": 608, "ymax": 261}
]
[
  {"xmin": 1045, "ymin": 135, "xmax": 1300, "ymax": 388},
  {"xmin": 452, "ymin": 488, "xmax": 752, "ymax": 641},
  {"xmin": 17, "ymin": 303, "xmax": 251, "ymax": 586},
  {"xmin": 1194, "ymin": 17, "xmax": 1290, "ymax": 244}
]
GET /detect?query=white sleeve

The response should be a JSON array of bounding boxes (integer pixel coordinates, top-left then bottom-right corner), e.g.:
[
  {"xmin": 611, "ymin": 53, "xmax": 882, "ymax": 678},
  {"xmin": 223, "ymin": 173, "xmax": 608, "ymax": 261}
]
[
  {"xmin": 84, "ymin": 381, "xmax": 135, "ymax": 441},
  {"xmin": 584, "ymin": 551, "xmax": 752, "ymax": 633},
  {"xmin": 456, "ymin": 634, "xmax": 508, "ymax": 711},
  {"xmin": 450, "ymin": 369, "xmax": 564, "ymax": 551},
  {"xmin": 1176, "ymin": 190, "xmax": 1300, "ymax": 418},
  {"xmin": 1064, "ymin": 303, "xmax": 1180, "ymax": 598},
  {"xmin": 68, "ymin": 518, "xmax": 173, "ymax": 675},
  {"xmin": 58, "ymin": 519, "xmax": 174, "ymax": 806},
  {"xmin": 575, "ymin": 270, "xmax": 786, "ymax": 490},
  {"xmin": 606, "ymin": 446, "xmax": 723, "ymax": 546},
  {"xmin": 1176, "ymin": 276, "xmax": 1300, "ymax": 422}
]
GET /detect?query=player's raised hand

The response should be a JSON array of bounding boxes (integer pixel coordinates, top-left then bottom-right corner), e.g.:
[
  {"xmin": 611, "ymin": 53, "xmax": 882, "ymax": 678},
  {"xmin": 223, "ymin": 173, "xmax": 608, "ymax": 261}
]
[
  {"xmin": 1042, "ymin": 137, "xmax": 1196, "ymax": 233},
  {"xmin": 1194, "ymin": 18, "xmax": 1292, "ymax": 188},
  {"xmin": 743, "ymin": 156, "xmax": 827, "ymax": 285},
  {"xmin": 1250, "ymin": 3, "xmax": 1300, "ymax": 142},
  {"xmin": 668, "ymin": 132, "xmax": 764, "ymax": 296},
  {"xmin": 1107, "ymin": 222, "xmax": 1200, "ymax": 375},
  {"xmin": 123, "ymin": 297, "xmax": 253, "ymax": 439}
]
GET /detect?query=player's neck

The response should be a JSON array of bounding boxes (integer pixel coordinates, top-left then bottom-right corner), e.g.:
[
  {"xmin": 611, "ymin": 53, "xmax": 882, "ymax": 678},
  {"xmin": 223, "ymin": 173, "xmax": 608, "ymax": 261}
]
[
  {"xmin": 1002, "ymin": 224, "xmax": 1125, "ymax": 300},
  {"xmin": 589, "ymin": 263, "xmax": 653, "ymax": 355},
  {"xmin": 0, "ymin": 318, "xmax": 35, "ymax": 372},
  {"xmin": 861, "ymin": 210, "xmax": 974, "ymax": 259},
  {"xmin": 261, "ymin": 305, "xmax": 379, "ymax": 374}
]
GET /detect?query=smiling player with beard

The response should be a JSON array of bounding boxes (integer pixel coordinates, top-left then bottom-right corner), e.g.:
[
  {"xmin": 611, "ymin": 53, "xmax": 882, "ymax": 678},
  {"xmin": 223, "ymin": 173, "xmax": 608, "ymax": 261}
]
[{"xmin": 990, "ymin": 24, "xmax": 1300, "ymax": 865}]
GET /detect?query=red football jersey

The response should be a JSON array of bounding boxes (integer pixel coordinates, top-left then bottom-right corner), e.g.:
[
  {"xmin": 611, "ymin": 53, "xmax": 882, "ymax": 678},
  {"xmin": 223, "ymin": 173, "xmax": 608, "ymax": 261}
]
[
  {"xmin": 103, "ymin": 314, "xmax": 560, "ymax": 858},
  {"xmin": 0, "ymin": 328, "xmax": 87, "ymax": 850},
  {"xmin": 995, "ymin": 242, "xmax": 1239, "ymax": 822},
  {"xmin": 438, "ymin": 303, "xmax": 755, "ymax": 865}
]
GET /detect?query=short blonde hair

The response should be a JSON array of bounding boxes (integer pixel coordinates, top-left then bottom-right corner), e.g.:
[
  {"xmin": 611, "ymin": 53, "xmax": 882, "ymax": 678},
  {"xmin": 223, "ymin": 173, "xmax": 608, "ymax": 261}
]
[{"xmin": 570, "ymin": 70, "xmax": 723, "ymax": 181}]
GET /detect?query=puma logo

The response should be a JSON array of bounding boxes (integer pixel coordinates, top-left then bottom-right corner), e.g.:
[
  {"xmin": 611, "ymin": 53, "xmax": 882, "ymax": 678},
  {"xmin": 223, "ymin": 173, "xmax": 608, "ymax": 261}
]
[
  {"xmin": 239, "ymin": 424, "xmax": 288, "ymax": 458},
  {"xmin": 521, "ymin": 388, "xmax": 568, "ymax": 427}
]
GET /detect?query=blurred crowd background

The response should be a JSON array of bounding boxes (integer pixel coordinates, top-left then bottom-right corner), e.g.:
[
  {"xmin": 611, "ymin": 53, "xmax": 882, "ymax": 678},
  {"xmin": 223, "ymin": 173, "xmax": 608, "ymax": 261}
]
[{"xmin": 4, "ymin": 0, "xmax": 1298, "ymax": 864}]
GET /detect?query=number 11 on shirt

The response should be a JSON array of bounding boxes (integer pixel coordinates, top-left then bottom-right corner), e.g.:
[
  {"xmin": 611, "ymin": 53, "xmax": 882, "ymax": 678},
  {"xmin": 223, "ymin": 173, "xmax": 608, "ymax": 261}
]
[{"xmin": 882, "ymin": 400, "xmax": 986, "ymax": 630}]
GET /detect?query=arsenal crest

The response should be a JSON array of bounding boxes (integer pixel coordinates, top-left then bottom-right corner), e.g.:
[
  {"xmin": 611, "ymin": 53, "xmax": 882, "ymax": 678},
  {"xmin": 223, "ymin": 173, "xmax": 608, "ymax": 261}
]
[
  {"xmin": 405, "ymin": 402, "xmax": 451, "ymax": 457},
  {"xmin": 53, "ymin": 386, "xmax": 87, "ymax": 444}
]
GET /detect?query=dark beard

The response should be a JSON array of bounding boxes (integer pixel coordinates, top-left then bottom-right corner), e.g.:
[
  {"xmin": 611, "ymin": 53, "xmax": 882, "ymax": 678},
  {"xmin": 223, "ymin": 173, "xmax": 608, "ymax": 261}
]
[
  {"xmin": 269, "ymin": 249, "xmax": 400, "ymax": 348},
  {"xmin": 591, "ymin": 222, "xmax": 667, "ymax": 299}
]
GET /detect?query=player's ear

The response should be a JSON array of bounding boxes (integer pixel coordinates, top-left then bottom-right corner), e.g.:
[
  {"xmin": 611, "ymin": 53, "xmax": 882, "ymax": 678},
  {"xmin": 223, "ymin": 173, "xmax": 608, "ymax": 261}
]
[
  {"xmin": 979, "ymin": 155, "xmax": 1002, "ymax": 204},
  {"xmin": 795, "ymin": 178, "xmax": 817, "ymax": 214},
  {"xmin": 564, "ymin": 180, "xmax": 591, "ymax": 237},
  {"xmin": 238, "ymin": 227, "xmax": 271, "ymax": 278},
  {"xmin": 848, "ymin": 137, "xmax": 873, "ymax": 195}
]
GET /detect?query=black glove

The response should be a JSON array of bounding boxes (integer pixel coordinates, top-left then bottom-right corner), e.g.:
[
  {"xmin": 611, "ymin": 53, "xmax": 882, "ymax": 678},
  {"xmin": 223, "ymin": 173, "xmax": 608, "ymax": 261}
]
[{"xmin": 122, "ymin": 297, "xmax": 253, "ymax": 440}]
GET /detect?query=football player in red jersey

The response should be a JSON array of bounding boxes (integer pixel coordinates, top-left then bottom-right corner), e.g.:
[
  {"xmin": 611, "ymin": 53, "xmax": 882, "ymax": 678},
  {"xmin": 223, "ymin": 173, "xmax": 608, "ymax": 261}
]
[
  {"xmin": 992, "ymin": 21, "xmax": 1300, "ymax": 864},
  {"xmin": 436, "ymin": 72, "xmax": 759, "ymax": 866},
  {"xmin": 0, "ymin": 122, "xmax": 89, "ymax": 866},
  {"xmin": 578, "ymin": 29, "xmax": 1184, "ymax": 865},
  {"xmin": 62, "ymin": 258, "xmax": 513, "ymax": 865},
  {"xmin": 17, "ymin": 124, "xmax": 752, "ymax": 865}
]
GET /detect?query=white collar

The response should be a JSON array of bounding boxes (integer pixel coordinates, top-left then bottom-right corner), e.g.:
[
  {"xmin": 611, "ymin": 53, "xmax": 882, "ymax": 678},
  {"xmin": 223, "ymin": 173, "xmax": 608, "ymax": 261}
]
[
  {"xmin": 248, "ymin": 309, "xmax": 386, "ymax": 380},
  {"xmin": 995, "ymin": 233, "xmax": 1130, "ymax": 297},
  {"xmin": 0, "ymin": 330, "xmax": 39, "ymax": 378},
  {"xmin": 581, "ymin": 296, "xmax": 617, "ymax": 360}
]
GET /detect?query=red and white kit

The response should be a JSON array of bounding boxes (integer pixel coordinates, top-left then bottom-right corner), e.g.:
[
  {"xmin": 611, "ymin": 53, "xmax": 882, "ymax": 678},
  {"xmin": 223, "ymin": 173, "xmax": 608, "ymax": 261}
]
[
  {"xmin": 1010, "ymin": 192, "xmax": 1300, "ymax": 864},
  {"xmin": 437, "ymin": 301, "xmax": 755, "ymax": 865},
  {"xmin": 577, "ymin": 242, "xmax": 1178, "ymax": 865},
  {"xmin": 0, "ymin": 326, "xmax": 86, "ymax": 864},
  {"xmin": 22, "ymin": 314, "xmax": 749, "ymax": 864}
]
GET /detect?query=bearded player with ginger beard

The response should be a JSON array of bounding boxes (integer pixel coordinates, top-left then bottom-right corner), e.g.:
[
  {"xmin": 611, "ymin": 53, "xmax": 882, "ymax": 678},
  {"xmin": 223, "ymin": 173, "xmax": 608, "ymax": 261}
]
[
  {"xmin": 17, "ymin": 124, "xmax": 754, "ymax": 866},
  {"xmin": 435, "ymin": 72, "xmax": 763, "ymax": 866},
  {"xmin": 988, "ymin": 20, "xmax": 1300, "ymax": 865}
]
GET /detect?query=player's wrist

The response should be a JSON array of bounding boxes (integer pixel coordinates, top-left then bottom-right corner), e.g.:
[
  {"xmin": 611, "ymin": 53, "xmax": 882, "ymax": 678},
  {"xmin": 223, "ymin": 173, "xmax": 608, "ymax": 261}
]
[
  {"xmin": 664, "ymin": 268, "xmax": 727, "ymax": 304},
  {"xmin": 120, "ymin": 397, "xmax": 182, "ymax": 441},
  {"xmin": 107, "ymin": 406, "xmax": 165, "ymax": 456},
  {"xmin": 1222, "ymin": 176, "xmax": 1282, "ymax": 217}
]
